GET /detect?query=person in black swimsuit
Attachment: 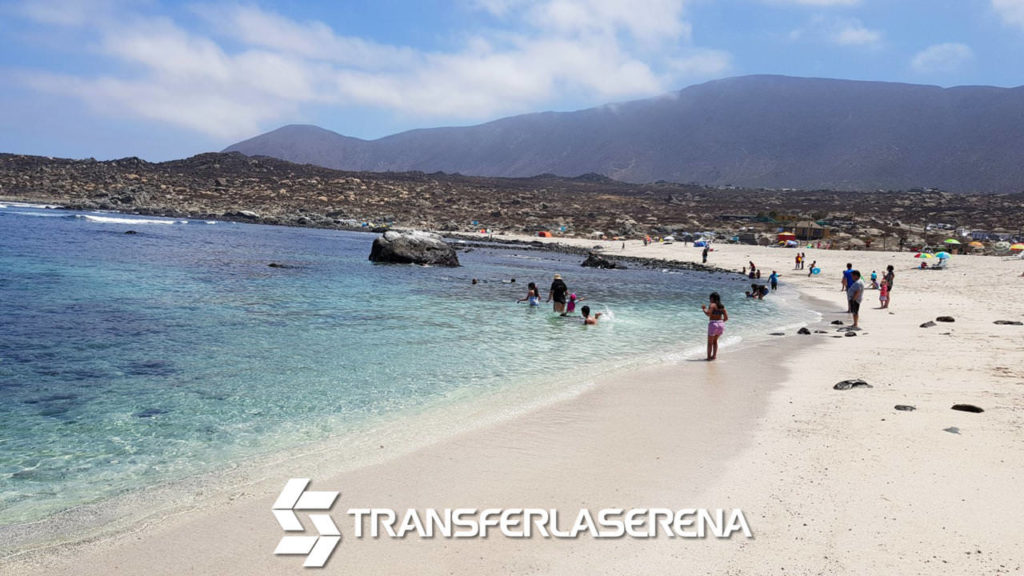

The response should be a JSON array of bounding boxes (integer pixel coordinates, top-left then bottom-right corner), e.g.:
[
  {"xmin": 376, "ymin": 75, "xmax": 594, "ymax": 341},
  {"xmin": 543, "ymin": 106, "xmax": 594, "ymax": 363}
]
[{"xmin": 548, "ymin": 274, "xmax": 568, "ymax": 313}]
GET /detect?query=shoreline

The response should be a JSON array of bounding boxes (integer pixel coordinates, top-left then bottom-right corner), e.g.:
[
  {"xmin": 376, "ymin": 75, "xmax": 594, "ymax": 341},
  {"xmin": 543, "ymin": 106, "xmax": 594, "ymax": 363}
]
[
  {"xmin": 3, "ymin": 207, "xmax": 1023, "ymax": 574},
  {"xmin": 0, "ymin": 209, "xmax": 809, "ymax": 561}
]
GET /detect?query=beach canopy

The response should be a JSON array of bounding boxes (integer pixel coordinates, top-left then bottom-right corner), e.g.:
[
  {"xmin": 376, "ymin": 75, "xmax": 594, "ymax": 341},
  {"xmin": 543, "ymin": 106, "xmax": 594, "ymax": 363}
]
[
  {"xmin": 1011, "ymin": 243, "xmax": 1024, "ymax": 251},
  {"xmin": 944, "ymin": 238, "xmax": 961, "ymax": 244},
  {"xmin": 935, "ymin": 251, "xmax": 951, "ymax": 259}
]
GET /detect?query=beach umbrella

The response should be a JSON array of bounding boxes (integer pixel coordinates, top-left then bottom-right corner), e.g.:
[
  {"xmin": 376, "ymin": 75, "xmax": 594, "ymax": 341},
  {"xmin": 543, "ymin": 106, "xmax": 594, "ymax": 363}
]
[
  {"xmin": 944, "ymin": 239, "xmax": 961, "ymax": 245},
  {"xmin": 1011, "ymin": 243, "xmax": 1024, "ymax": 251},
  {"xmin": 914, "ymin": 252, "xmax": 934, "ymax": 258},
  {"xmin": 935, "ymin": 251, "xmax": 951, "ymax": 259},
  {"xmin": 968, "ymin": 241, "xmax": 984, "ymax": 248}
]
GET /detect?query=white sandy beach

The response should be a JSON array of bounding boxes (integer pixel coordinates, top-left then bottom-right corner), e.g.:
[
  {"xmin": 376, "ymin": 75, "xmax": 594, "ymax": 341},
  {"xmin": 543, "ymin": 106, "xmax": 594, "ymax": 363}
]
[{"xmin": 4, "ymin": 239, "xmax": 1023, "ymax": 575}]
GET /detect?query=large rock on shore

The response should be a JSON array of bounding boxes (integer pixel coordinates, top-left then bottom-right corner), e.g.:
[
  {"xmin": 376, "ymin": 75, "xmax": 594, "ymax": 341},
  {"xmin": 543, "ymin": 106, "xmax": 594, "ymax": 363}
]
[
  {"xmin": 369, "ymin": 230, "xmax": 460, "ymax": 267},
  {"xmin": 581, "ymin": 252, "xmax": 626, "ymax": 269}
]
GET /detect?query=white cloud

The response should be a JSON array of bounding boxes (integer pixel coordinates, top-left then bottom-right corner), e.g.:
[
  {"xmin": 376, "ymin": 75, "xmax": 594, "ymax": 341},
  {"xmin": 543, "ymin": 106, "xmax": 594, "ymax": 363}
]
[
  {"xmin": 911, "ymin": 43, "xmax": 973, "ymax": 74},
  {"xmin": 11, "ymin": 0, "xmax": 729, "ymax": 139},
  {"xmin": 992, "ymin": 0, "xmax": 1024, "ymax": 29},
  {"xmin": 789, "ymin": 16, "xmax": 881, "ymax": 48},
  {"xmin": 831, "ymin": 21, "xmax": 881, "ymax": 46}
]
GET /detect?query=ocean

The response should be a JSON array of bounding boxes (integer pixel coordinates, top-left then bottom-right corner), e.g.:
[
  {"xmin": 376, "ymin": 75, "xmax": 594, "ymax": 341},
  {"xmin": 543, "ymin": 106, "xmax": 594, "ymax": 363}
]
[{"xmin": 0, "ymin": 203, "xmax": 816, "ymax": 527}]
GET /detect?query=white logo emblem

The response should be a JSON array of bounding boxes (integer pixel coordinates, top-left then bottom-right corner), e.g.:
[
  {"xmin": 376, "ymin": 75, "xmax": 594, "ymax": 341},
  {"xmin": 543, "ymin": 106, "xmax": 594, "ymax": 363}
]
[{"xmin": 273, "ymin": 478, "xmax": 341, "ymax": 567}]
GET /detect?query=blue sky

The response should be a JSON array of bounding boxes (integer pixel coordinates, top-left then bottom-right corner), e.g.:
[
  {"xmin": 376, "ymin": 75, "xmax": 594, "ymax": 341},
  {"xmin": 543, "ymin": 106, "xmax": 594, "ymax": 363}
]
[{"xmin": 1, "ymin": 0, "xmax": 1023, "ymax": 160}]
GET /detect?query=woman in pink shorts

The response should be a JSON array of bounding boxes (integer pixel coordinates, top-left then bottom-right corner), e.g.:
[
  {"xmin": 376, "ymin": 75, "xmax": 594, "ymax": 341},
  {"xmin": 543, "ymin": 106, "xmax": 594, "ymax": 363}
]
[{"xmin": 701, "ymin": 292, "xmax": 729, "ymax": 361}]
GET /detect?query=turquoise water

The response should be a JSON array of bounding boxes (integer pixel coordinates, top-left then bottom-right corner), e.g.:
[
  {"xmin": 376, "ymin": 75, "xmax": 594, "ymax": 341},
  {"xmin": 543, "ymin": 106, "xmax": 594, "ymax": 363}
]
[{"xmin": 0, "ymin": 203, "xmax": 814, "ymax": 525}]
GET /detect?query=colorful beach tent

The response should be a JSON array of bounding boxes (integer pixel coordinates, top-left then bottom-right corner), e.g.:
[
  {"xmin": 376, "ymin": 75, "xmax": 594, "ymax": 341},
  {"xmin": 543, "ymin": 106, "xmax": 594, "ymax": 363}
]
[
  {"xmin": 777, "ymin": 232, "xmax": 797, "ymax": 242},
  {"xmin": 1011, "ymin": 243, "xmax": 1024, "ymax": 251},
  {"xmin": 538, "ymin": 231, "xmax": 552, "ymax": 238},
  {"xmin": 935, "ymin": 251, "xmax": 951, "ymax": 259}
]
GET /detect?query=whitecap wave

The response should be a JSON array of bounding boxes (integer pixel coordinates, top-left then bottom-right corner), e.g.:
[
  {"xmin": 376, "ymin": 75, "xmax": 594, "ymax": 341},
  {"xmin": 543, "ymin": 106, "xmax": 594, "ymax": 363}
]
[
  {"xmin": 3, "ymin": 202, "xmax": 63, "ymax": 209},
  {"xmin": 79, "ymin": 215, "xmax": 180, "ymax": 225}
]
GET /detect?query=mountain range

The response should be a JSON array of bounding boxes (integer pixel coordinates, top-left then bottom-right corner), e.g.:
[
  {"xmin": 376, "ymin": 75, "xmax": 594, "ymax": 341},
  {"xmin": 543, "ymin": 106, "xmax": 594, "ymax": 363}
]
[{"xmin": 224, "ymin": 75, "xmax": 1024, "ymax": 193}]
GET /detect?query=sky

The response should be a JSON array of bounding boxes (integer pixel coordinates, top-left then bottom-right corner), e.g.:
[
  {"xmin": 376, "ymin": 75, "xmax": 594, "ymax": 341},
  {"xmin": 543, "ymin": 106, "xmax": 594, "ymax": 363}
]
[{"xmin": 1, "ymin": 0, "xmax": 1023, "ymax": 161}]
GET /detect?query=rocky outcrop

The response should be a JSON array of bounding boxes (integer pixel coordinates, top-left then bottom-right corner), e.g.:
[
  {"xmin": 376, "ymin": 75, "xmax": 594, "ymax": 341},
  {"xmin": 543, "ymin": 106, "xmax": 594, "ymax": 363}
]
[
  {"xmin": 368, "ymin": 230, "xmax": 460, "ymax": 267},
  {"xmin": 581, "ymin": 252, "xmax": 626, "ymax": 269}
]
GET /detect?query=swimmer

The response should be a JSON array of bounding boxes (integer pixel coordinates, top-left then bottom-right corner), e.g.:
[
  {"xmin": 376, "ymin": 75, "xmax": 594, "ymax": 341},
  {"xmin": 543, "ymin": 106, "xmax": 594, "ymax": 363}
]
[{"xmin": 581, "ymin": 305, "xmax": 602, "ymax": 325}]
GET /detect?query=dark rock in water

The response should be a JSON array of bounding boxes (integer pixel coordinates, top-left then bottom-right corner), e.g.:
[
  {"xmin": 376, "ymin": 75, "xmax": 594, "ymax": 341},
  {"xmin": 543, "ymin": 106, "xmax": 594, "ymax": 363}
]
[
  {"xmin": 797, "ymin": 327, "xmax": 811, "ymax": 335},
  {"xmin": 951, "ymin": 404, "xmax": 984, "ymax": 413},
  {"xmin": 994, "ymin": 320, "xmax": 1023, "ymax": 325},
  {"xmin": 134, "ymin": 408, "xmax": 168, "ymax": 418},
  {"xmin": 894, "ymin": 405, "xmax": 916, "ymax": 411},
  {"xmin": 936, "ymin": 316, "xmax": 955, "ymax": 323},
  {"xmin": 943, "ymin": 426, "xmax": 960, "ymax": 435},
  {"xmin": 831, "ymin": 320, "xmax": 844, "ymax": 325},
  {"xmin": 581, "ymin": 252, "xmax": 626, "ymax": 269},
  {"xmin": 769, "ymin": 332, "xmax": 785, "ymax": 336},
  {"xmin": 833, "ymin": 379, "xmax": 872, "ymax": 390},
  {"xmin": 369, "ymin": 230, "xmax": 460, "ymax": 267},
  {"xmin": 124, "ymin": 230, "xmax": 137, "ymax": 235},
  {"xmin": 844, "ymin": 331, "xmax": 857, "ymax": 337},
  {"xmin": 814, "ymin": 330, "xmax": 829, "ymax": 334},
  {"xmin": 920, "ymin": 321, "xmax": 936, "ymax": 328},
  {"xmin": 268, "ymin": 262, "xmax": 299, "ymax": 269}
]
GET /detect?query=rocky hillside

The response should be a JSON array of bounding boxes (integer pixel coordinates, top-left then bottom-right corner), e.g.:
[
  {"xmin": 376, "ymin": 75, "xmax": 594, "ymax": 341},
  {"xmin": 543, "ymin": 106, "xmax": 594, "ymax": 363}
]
[
  {"xmin": 1, "ymin": 152, "xmax": 1021, "ymax": 249},
  {"xmin": 225, "ymin": 75, "xmax": 1024, "ymax": 194}
]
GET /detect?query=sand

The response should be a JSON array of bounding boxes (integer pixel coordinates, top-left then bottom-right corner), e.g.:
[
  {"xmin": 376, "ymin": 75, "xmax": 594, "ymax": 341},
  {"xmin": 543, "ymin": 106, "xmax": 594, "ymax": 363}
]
[{"xmin": 4, "ymin": 239, "xmax": 1023, "ymax": 575}]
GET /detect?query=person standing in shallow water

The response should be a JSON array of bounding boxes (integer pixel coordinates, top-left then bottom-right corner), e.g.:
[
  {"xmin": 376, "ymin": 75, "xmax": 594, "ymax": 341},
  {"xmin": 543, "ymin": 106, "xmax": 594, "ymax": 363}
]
[
  {"xmin": 702, "ymin": 292, "xmax": 728, "ymax": 361},
  {"xmin": 517, "ymin": 282, "xmax": 541, "ymax": 306},
  {"xmin": 547, "ymin": 274, "xmax": 568, "ymax": 313}
]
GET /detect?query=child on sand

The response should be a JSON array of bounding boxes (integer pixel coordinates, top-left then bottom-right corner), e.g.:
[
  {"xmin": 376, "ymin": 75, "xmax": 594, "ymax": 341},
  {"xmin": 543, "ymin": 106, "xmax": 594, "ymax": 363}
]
[
  {"xmin": 580, "ymin": 305, "xmax": 602, "ymax": 325},
  {"xmin": 879, "ymin": 281, "xmax": 889, "ymax": 308},
  {"xmin": 702, "ymin": 292, "xmax": 728, "ymax": 361}
]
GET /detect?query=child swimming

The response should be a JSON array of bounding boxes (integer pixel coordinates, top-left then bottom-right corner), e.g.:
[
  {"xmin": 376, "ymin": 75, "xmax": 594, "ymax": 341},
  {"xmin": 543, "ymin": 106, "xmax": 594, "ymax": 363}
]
[{"xmin": 580, "ymin": 305, "xmax": 602, "ymax": 325}]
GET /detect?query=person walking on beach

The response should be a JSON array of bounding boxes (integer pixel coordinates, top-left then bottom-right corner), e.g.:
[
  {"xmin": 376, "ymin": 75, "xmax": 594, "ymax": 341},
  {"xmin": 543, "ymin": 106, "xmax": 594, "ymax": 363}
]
[
  {"xmin": 795, "ymin": 253, "xmax": 801, "ymax": 270},
  {"xmin": 769, "ymin": 271, "xmax": 779, "ymax": 291},
  {"xmin": 517, "ymin": 282, "xmax": 541, "ymax": 306},
  {"xmin": 702, "ymin": 292, "xmax": 728, "ymax": 361},
  {"xmin": 580, "ymin": 305, "xmax": 602, "ymax": 325},
  {"xmin": 800, "ymin": 253, "xmax": 806, "ymax": 270},
  {"xmin": 702, "ymin": 245, "xmax": 709, "ymax": 264},
  {"xmin": 879, "ymin": 281, "xmax": 889, "ymax": 308},
  {"xmin": 547, "ymin": 274, "xmax": 569, "ymax": 313},
  {"xmin": 841, "ymin": 263, "xmax": 854, "ymax": 311},
  {"xmin": 847, "ymin": 270, "xmax": 865, "ymax": 328},
  {"xmin": 808, "ymin": 260, "xmax": 817, "ymax": 277}
]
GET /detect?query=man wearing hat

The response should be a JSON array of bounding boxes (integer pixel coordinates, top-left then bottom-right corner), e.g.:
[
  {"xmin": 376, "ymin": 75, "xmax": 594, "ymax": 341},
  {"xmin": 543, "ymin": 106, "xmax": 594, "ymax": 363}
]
[{"xmin": 547, "ymin": 274, "xmax": 569, "ymax": 313}]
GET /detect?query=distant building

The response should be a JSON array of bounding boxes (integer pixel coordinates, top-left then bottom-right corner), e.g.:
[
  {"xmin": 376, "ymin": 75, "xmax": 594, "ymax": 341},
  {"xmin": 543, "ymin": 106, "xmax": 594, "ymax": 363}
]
[{"xmin": 794, "ymin": 221, "xmax": 828, "ymax": 240}]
